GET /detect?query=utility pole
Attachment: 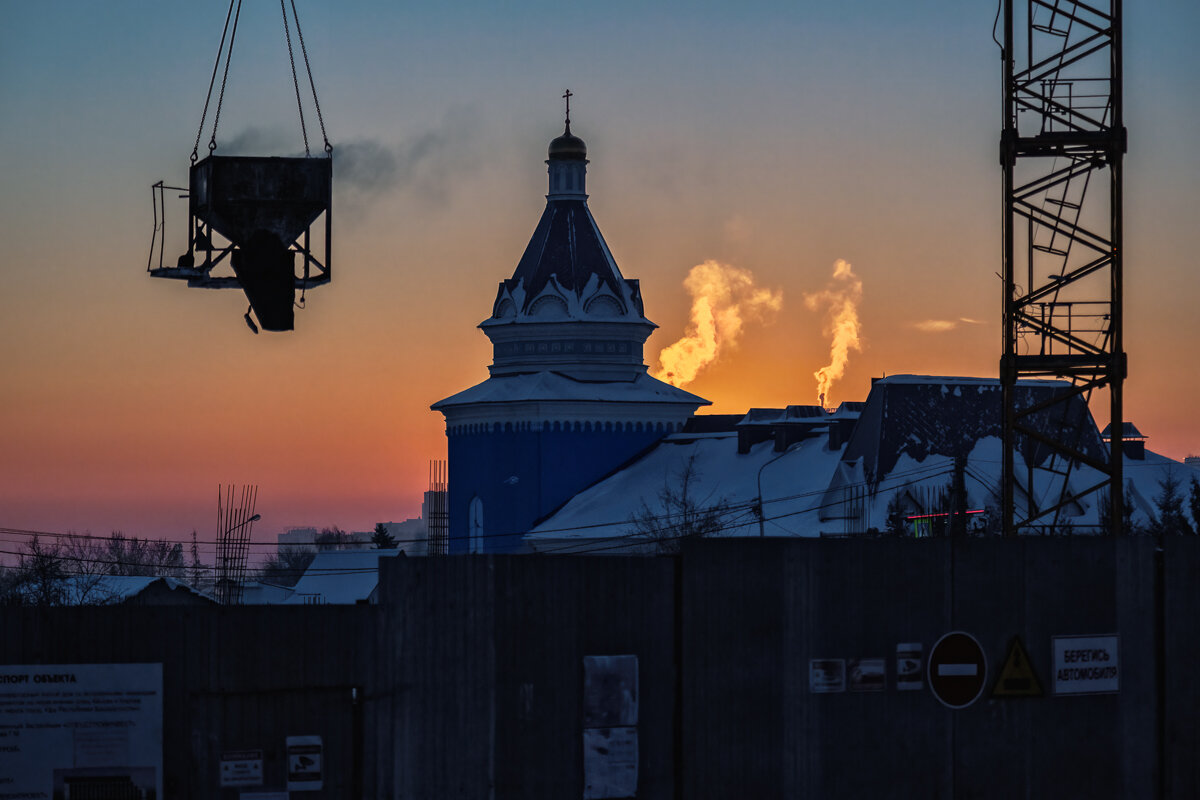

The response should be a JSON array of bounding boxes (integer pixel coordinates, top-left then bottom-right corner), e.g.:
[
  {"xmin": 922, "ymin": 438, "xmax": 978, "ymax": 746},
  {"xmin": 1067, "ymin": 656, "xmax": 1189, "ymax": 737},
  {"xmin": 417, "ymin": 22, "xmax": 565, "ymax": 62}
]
[{"xmin": 951, "ymin": 455, "xmax": 968, "ymax": 538}]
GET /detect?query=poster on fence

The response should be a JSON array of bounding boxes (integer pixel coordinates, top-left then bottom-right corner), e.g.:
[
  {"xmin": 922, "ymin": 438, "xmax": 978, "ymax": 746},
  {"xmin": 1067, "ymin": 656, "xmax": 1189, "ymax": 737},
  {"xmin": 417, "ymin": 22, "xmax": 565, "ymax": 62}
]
[
  {"xmin": 583, "ymin": 726, "xmax": 637, "ymax": 799},
  {"xmin": 809, "ymin": 658, "xmax": 846, "ymax": 693},
  {"xmin": 0, "ymin": 663, "xmax": 163, "ymax": 799},
  {"xmin": 582, "ymin": 655, "xmax": 638, "ymax": 799}
]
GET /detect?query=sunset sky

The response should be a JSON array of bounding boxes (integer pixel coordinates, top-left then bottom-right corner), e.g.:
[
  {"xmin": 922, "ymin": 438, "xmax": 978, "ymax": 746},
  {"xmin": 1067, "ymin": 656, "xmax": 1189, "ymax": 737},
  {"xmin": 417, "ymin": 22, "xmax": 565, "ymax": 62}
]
[{"xmin": 2, "ymin": 2, "xmax": 1198, "ymax": 550}]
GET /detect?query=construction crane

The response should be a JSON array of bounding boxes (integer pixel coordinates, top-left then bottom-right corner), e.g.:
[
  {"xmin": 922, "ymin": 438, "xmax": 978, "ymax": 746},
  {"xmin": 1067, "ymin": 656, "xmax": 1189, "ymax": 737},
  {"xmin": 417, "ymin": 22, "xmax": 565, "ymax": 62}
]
[
  {"xmin": 146, "ymin": 0, "xmax": 333, "ymax": 333},
  {"xmin": 998, "ymin": 0, "xmax": 1125, "ymax": 534}
]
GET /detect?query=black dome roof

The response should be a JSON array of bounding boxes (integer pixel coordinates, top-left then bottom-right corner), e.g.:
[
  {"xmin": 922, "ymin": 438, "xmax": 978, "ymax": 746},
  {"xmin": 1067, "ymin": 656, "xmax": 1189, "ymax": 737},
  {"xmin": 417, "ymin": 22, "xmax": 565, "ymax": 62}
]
[{"xmin": 548, "ymin": 124, "xmax": 587, "ymax": 161}]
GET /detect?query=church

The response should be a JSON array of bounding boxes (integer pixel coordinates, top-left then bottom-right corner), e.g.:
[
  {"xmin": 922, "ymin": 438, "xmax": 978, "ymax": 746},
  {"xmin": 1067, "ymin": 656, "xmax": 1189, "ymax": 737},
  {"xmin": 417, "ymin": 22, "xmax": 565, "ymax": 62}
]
[
  {"xmin": 432, "ymin": 112, "xmax": 709, "ymax": 554},
  {"xmin": 434, "ymin": 114, "xmax": 1191, "ymax": 554}
]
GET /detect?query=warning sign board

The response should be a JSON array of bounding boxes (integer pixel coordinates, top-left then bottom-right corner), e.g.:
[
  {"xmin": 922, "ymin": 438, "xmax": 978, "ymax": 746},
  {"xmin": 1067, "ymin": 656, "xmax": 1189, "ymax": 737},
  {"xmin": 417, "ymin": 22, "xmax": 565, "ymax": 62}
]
[
  {"xmin": 1052, "ymin": 634, "xmax": 1119, "ymax": 695},
  {"xmin": 286, "ymin": 735, "xmax": 323, "ymax": 792},
  {"xmin": 219, "ymin": 749, "xmax": 264, "ymax": 787},
  {"xmin": 991, "ymin": 636, "xmax": 1043, "ymax": 697},
  {"xmin": 928, "ymin": 631, "xmax": 987, "ymax": 709}
]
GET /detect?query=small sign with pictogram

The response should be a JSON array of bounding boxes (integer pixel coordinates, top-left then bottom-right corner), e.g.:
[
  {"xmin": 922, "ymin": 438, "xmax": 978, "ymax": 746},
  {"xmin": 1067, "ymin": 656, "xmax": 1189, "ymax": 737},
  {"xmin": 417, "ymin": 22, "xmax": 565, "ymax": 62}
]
[
  {"xmin": 992, "ymin": 636, "xmax": 1043, "ymax": 697},
  {"xmin": 928, "ymin": 631, "xmax": 987, "ymax": 709},
  {"xmin": 286, "ymin": 735, "xmax": 324, "ymax": 792}
]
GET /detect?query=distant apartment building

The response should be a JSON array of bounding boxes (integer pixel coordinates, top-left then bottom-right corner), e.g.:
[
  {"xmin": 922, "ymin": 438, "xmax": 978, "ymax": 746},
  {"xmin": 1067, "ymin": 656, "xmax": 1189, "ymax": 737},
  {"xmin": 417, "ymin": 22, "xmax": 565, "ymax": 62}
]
[{"xmin": 276, "ymin": 526, "xmax": 371, "ymax": 551}]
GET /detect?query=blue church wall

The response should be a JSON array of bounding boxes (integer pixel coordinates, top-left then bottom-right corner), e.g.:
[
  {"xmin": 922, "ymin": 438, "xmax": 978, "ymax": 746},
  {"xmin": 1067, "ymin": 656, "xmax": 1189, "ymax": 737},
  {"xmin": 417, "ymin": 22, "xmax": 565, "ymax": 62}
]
[{"xmin": 446, "ymin": 422, "xmax": 671, "ymax": 554}]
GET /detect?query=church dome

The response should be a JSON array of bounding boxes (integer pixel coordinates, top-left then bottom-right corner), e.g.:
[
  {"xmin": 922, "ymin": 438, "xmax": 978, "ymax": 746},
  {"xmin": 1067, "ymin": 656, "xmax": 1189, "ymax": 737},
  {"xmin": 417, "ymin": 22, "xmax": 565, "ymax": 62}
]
[{"xmin": 548, "ymin": 124, "xmax": 587, "ymax": 161}]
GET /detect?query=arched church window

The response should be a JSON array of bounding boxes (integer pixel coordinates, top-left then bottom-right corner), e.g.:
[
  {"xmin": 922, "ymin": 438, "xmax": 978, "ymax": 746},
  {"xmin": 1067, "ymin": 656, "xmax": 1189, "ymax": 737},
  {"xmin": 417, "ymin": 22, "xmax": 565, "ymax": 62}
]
[
  {"xmin": 584, "ymin": 295, "xmax": 623, "ymax": 317},
  {"xmin": 495, "ymin": 298, "xmax": 517, "ymax": 319},
  {"xmin": 529, "ymin": 295, "xmax": 569, "ymax": 319}
]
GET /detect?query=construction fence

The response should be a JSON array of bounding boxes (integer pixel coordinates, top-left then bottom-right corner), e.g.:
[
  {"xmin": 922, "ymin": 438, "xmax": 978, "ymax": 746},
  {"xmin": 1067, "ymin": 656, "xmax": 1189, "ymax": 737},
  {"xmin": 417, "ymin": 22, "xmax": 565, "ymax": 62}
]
[{"xmin": 2, "ymin": 537, "xmax": 1198, "ymax": 798}]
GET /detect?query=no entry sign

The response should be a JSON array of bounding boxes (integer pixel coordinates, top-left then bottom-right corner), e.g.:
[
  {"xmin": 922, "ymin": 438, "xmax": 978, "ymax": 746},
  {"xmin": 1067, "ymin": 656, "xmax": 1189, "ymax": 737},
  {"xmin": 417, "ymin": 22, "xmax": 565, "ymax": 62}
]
[{"xmin": 928, "ymin": 632, "xmax": 987, "ymax": 709}]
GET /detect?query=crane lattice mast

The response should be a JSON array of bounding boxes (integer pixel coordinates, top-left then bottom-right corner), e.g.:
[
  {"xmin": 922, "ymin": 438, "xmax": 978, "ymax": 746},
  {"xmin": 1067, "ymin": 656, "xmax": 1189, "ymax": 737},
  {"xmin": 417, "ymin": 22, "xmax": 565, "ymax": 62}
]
[{"xmin": 1000, "ymin": 0, "xmax": 1125, "ymax": 535}]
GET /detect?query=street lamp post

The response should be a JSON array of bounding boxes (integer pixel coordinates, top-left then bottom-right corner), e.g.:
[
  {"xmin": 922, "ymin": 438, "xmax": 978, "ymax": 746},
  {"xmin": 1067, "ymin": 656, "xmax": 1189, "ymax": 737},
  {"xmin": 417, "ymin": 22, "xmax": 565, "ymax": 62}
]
[
  {"xmin": 757, "ymin": 448, "xmax": 793, "ymax": 537},
  {"xmin": 216, "ymin": 512, "xmax": 260, "ymax": 604}
]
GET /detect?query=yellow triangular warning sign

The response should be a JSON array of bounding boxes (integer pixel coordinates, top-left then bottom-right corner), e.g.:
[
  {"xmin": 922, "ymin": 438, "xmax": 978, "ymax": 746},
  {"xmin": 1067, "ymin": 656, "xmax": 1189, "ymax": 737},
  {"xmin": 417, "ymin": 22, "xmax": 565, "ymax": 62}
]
[{"xmin": 991, "ymin": 636, "xmax": 1043, "ymax": 697}]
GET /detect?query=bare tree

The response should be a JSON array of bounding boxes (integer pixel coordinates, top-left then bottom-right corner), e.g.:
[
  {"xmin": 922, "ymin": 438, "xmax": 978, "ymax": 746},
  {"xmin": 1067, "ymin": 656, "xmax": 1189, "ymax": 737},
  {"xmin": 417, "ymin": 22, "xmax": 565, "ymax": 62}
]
[
  {"xmin": 1, "ymin": 531, "xmax": 194, "ymax": 606},
  {"xmin": 2, "ymin": 534, "xmax": 112, "ymax": 605},
  {"xmin": 316, "ymin": 525, "xmax": 354, "ymax": 550},
  {"xmin": 188, "ymin": 530, "xmax": 212, "ymax": 593},
  {"xmin": 11, "ymin": 534, "xmax": 68, "ymax": 605},
  {"xmin": 58, "ymin": 535, "xmax": 120, "ymax": 604},
  {"xmin": 103, "ymin": 532, "xmax": 186, "ymax": 577},
  {"xmin": 630, "ymin": 455, "xmax": 730, "ymax": 555},
  {"xmin": 254, "ymin": 527, "xmax": 354, "ymax": 587},
  {"xmin": 257, "ymin": 547, "xmax": 316, "ymax": 587}
]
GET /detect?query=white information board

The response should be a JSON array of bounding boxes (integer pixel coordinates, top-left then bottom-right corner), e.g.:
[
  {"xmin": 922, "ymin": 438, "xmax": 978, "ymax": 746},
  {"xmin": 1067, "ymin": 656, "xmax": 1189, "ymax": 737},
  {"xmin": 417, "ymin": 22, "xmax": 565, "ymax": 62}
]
[
  {"xmin": 1052, "ymin": 634, "xmax": 1119, "ymax": 695},
  {"xmin": 0, "ymin": 663, "xmax": 163, "ymax": 798}
]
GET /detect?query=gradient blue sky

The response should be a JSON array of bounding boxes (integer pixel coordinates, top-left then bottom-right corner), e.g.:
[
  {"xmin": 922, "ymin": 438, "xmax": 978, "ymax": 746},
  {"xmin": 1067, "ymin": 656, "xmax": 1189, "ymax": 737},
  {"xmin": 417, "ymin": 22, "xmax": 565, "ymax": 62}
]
[{"xmin": 1, "ymin": 1, "xmax": 1197, "ymax": 548}]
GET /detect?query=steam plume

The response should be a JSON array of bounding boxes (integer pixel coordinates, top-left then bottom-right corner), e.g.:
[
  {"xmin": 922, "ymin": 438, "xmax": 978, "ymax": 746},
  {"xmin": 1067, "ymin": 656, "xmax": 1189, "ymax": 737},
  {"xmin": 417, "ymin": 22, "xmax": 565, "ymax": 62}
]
[
  {"xmin": 804, "ymin": 259, "xmax": 863, "ymax": 407},
  {"xmin": 652, "ymin": 260, "xmax": 783, "ymax": 388},
  {"xmin": 913, "ymin": 317, "xmax": 983, "ymax": 333},
  {"xmin": 217, "ymin": 106, "xmax": 477, "ymax": 198},
  {"xmin": 220, "ymin": 126, "xmax": 292, "ymax": 155}
]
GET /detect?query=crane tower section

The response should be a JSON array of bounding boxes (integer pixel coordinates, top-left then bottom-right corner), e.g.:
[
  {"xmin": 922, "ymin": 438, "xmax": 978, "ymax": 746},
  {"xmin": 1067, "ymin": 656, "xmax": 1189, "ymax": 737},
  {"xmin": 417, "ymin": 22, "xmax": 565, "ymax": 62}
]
[{"xmin": 1000, "ymin": 0, "xmax": 1125, "ymax": 535}]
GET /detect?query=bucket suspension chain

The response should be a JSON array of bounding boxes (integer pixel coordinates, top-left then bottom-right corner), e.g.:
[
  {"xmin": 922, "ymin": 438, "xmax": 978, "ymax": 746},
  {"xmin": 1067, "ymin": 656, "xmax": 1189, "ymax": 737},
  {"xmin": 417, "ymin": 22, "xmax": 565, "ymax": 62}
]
[
  {"xmin": 280, "ymin": 0, "xmax": 310, "ymax": 156},
  {"xmin": 289, "ymin": 0, "xmax": 332, "ymax": 155},
  {"xmin": 192, "ymin": 0, "xmax": 239, "ymax": 163},
  {"xmin": 208, "ymin": 0, "xmax": 244, "ymax": 155},
  {"xmin": 190, "ymin": 0, "xmax": 329, "ymax": 161}
]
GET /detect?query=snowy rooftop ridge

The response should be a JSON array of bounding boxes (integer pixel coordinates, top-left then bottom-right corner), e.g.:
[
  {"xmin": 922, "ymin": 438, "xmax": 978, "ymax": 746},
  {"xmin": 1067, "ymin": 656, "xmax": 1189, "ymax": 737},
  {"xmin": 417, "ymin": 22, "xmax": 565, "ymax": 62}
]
[
  {"xmin": 522, "ymin": 374, "xmax": 1197, "ymax": 551},
  {"xmin": 874, "ymin": 374, "xmax": 1068, "ymax": 387},
  {"xmin": 285, "ymin": 549, "xmax": 403, "ymax": 605},
  {"xmin": 61, "ymin": 575, "xmax": 216, "ymax": 605},
  {"xmin": 432, "ymin": 370, "xmax": 709, "ymax": 411}
]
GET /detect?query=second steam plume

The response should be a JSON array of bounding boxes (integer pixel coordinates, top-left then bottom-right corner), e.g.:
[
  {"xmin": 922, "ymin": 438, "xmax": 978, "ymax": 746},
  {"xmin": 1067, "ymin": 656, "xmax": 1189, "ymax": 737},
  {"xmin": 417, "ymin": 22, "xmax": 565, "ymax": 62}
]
[
  {"xmin": 652, "ymin": 260, "xmax": 783, "ymax": 388},
  {"xmin": 804, "ymin": 259, "xmax": 863, "ymax": 407}
]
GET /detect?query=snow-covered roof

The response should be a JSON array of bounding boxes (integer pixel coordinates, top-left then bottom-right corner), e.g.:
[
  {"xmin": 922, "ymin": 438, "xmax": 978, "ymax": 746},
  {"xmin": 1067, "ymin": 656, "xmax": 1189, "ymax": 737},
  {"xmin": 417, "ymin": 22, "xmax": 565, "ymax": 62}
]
[
  {"xmin": 64, "ymin": 575, "xmax": 216, "ymax": 605},
  {"xmin": 523, "ymin": 374, "xmax": 1198, "ymax": 548},
  {"xmin": 432, "ymin": 369, "xmax": 708, "ymax": 411},
  {"xmin": 503, "ymin": 200, "xmax": 629, "ymax": 312},
  {"xmin": 525, "ymin": 432, "xmax": 846, "ymax": 553},
  {"xmin": 1123, "ymin": 450, "xmax": 1195, "ymax": 520},
  {"xmin": 872, "ymin": 374, "xmax": 1063, "ymax": 387},
  {"xmin": 846, "ymin": 374, "xmax": 1106, "ymax": 483},
  {"xmin": 285, "ymin": 549, "xmax": 402, "ymax": 605},
  {"xmin": 738, "ymin": 405, "xmax": 828, "ymax": 426},
  {"xmin": 240, "ymin": 580, "xmax": 295, "ymax": 605},
  {"xmin": 1101, "ymin": 421, "xmax": 1148, "ymax": 441}
]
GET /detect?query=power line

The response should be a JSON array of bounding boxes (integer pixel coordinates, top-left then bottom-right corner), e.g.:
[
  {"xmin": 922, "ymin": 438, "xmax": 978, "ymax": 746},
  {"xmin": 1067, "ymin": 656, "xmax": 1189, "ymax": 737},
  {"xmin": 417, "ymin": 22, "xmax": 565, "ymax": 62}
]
[
  {"xmin": 0, "ymin": 457, "xmax": 961, "ymax": 558},
  {"xmin": 533, "ymin": 462, "xmax": 963, "ymax": 556},
  {"xmin": 0, "ymin": 451, "xmax": 1000, "ymax": 562}
]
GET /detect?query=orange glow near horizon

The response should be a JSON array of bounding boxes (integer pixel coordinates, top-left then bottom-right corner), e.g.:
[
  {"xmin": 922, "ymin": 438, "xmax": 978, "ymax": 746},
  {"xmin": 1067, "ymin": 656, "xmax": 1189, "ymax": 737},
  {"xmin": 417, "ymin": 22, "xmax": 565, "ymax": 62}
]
[{"xmin": 2, "ymin": 3, "xmax": 1199, "ymax": 542}]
